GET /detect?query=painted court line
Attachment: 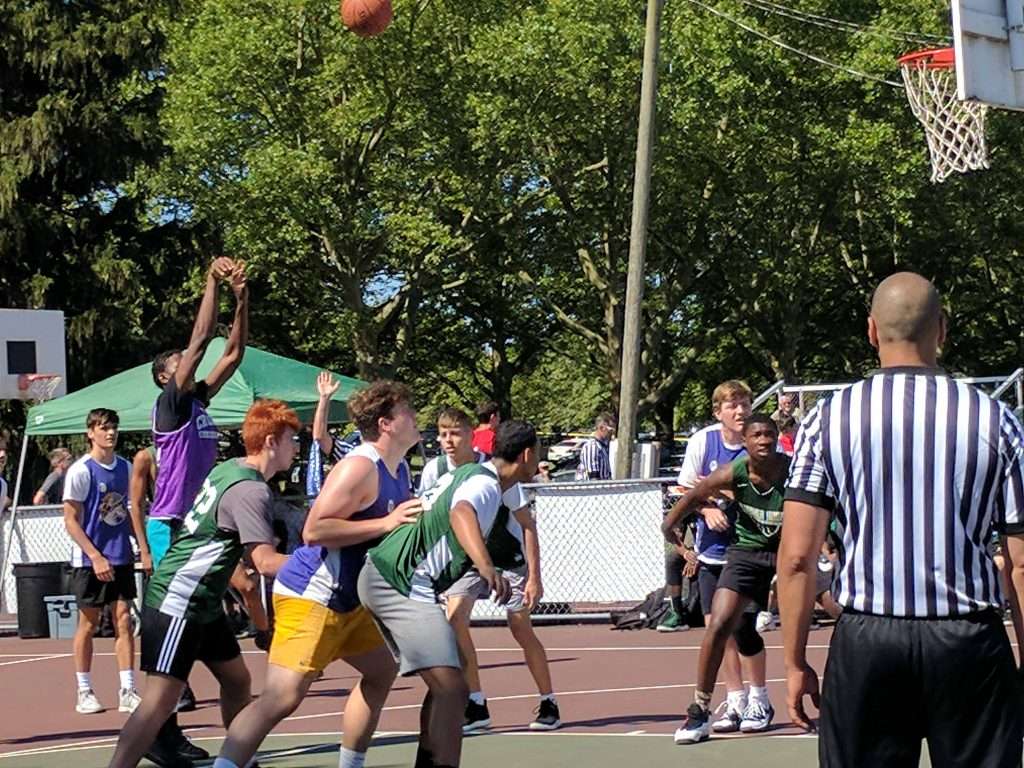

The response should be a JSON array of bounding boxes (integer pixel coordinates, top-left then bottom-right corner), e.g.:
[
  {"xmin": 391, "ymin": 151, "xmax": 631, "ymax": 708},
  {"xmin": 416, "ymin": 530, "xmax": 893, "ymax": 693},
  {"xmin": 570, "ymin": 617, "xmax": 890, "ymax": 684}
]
[
  {"xmin": 0, "ymin": 653, "xmax": 69, "ymax": 667},
  {"xmin": 281, "ymin": 678, "xmax": 790, "ymax": 724}
]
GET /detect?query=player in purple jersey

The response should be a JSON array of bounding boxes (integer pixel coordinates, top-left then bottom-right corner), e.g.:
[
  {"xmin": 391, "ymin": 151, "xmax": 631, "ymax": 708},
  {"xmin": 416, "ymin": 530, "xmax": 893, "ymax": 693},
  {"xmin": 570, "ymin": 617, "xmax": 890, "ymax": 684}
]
[
  {"xmin": 213, "ymin": 381, "xmax": 422, "ymax": 768},
  {"xmin": 62, "ymin": 409, "xmax": 139, "ymax": 716},
  {"xmin": 144, "ymin": 257, "xmax": 248, "ymax": 766},
  {"xmin": 144, "ymin": 257, "xmax": 249, "ymax": 565}
]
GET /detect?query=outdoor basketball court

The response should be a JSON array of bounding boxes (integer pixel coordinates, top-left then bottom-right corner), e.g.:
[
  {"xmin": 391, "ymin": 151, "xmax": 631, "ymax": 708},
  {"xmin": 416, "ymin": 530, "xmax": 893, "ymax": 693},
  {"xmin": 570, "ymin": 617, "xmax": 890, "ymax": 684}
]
[{"xmin": 0, "ymin": 622, "xmax": 955, "ymax": 768}]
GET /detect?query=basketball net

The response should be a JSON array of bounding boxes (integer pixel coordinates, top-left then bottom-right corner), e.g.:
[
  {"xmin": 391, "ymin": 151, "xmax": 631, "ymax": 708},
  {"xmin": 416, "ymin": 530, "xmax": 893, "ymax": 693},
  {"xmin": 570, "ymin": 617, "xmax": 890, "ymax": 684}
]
[
  {"xmin": 899, "ymin": 48, "xmax": 989, "ymax": 183},
  {"xmin": 17, "ymin": 373, "xmax": 62, "ymax": 404}
]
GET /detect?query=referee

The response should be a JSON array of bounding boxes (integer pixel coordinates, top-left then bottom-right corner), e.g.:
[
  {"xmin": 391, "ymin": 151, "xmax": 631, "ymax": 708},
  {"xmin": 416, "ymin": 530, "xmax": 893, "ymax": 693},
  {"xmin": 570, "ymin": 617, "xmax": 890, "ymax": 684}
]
[
  {"xmin": 778, "ymin": 272, "xmax": 1024, "ymax": 768},
  {"xmin": 576, "ymin": 413, "xmax": 615, "ymax": 480}
]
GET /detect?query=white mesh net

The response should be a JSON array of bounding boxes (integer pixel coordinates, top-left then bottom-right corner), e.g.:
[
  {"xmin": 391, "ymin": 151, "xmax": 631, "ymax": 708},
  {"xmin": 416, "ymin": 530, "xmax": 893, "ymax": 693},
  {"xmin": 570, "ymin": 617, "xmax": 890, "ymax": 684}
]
[{"xmin": 900, "ymin": 51, "xmax": 989, "ymax": 183}]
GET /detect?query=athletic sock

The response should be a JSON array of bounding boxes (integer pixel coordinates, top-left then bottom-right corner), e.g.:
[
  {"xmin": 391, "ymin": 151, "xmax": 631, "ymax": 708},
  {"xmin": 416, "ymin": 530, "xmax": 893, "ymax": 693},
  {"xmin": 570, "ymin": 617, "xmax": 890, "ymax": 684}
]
[
  {"xmin": 694, "ymin": 689, "xmax": 712, "ymax": 711},
  {"xmin": 338, "ymin": 746, "xmax": 366, "ymax": 768},
  {"xmin": 414, "ymin": 746, "xmax": 433, "ymax": 768},
  {"xmin": 212, "ymin": 760, "xmax": 239, "ymax": 768},
  {"xmin": 748, "ymin": 685, "xmax": 769, "ymax": 703},
  {"xmin": 119, "ymin": 669, "xmax": 135, "ymax": 691},
  {"xmin": 76, "ymin": 672, "xmax": 92, "ymax": 692},
  {"xmin": 468, "ymin": 691, "xmax": 485, "ymax": 706},
  {"xmin": 670, "ymin": 595, "xmax": 684, "ymax": 616},
  {"xmin": 540, "ymin": 693, "xmax": 557, "ymax": 703},
  {"xmin": 727, "ymin": 688, "xmax": 748, "ymax": 710}
]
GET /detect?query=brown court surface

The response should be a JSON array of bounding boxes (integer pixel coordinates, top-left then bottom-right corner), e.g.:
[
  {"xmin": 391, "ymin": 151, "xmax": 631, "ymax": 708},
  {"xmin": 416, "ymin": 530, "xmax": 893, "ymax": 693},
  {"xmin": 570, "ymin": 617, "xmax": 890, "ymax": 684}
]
[{"xmin": 0, "ymin": 622, "xmax": 938, "ymax": 767}]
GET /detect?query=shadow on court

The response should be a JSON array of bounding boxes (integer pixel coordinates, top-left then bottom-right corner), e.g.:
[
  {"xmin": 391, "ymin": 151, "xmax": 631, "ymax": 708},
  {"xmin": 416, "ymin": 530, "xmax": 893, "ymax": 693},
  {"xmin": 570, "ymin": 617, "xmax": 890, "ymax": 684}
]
[{"xmin": 0, "ymin": 732, "xmax": 947, "ymax": 768}]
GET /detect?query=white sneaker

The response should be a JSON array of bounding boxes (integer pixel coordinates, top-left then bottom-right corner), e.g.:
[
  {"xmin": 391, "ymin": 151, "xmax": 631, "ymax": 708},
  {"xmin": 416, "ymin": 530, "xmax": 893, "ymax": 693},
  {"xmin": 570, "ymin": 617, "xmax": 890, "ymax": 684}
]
[
  {"xmin": 75, "ymin": 689, "xmax": 104, "ymax": 714},
  {"xmin": 118, "ymin": 687, "xmax": 142, "ymax": 713},
  {"xmin": 710, "ymin": 698, "xmax": 744, "ymax": 733},
  {"xmin": 673, "ymin": 703, "xmax": 711, "ymax": 745},
  {"xmin": 755, "ymin": 611, "xmax": 775, "ymax": 633},
  {"xmin": 740, "ymin": 697, "xmax": 775, "ymax": 733}
]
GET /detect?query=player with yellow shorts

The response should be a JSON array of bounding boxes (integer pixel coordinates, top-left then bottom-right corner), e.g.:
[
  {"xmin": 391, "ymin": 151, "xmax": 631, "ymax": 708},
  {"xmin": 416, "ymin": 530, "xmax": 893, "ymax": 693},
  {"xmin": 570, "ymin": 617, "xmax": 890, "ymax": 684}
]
[{"xmin": 212, "ymin": 381, "xmax": 424, "ymax": 768}]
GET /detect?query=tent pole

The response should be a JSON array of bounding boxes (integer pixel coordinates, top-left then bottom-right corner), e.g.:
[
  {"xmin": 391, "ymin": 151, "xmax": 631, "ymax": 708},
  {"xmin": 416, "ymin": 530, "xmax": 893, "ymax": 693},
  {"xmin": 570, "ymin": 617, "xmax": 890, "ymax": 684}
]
[{"xmin": 0, "ymin": 434, "xmax": 30, "ymax": 613}]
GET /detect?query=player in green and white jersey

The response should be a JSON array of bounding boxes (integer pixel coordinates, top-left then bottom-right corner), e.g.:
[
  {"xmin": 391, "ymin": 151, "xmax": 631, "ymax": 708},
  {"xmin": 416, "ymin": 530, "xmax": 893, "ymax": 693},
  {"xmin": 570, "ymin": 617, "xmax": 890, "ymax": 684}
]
[
  {"xmin": 662, "ymin": 414, "xmax": 790, "ymax": 745},
  {"xmin": 109, "ymin": 400, "xmax": 299, "ymax": 768},
  {"xmin": 358, "ymin": 420, "xmax": 540, "ymax": 768},
  {"xmin": 426, "ymin": 407, "xmax": 560, "ymax": 732}
]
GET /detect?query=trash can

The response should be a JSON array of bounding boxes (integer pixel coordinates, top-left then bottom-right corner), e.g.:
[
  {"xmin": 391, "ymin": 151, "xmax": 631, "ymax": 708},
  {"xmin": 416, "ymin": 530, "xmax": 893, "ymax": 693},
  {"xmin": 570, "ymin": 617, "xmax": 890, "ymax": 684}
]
[
  {"xmin": 13, "ymin": 562, "xmax": 65, "ymax": 639},
  {"xmin": 44, "ymin": 595, "xmax": 78, "ymax": 639}
]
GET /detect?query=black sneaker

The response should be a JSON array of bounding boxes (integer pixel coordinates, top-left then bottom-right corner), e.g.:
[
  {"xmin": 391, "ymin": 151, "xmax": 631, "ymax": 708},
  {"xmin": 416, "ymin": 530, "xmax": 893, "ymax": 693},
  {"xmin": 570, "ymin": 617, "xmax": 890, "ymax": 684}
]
[
  {"xmin": 175, "ymin": 684, "xmax": 197, "ymax": 713},
  {"xmin": 175, "ymin": 737, "xmax": 209, "ymax": 762},
  {"xmin": 529, "ymin": 698, "xmax": 561, "ymax": 730},
  {"xmin": 463, "ymin": 699, "xmax": 491, "ymax": 733},
  {"xmin": 143, "ymin": 739, "xmax": 194, "ymax": 768}
]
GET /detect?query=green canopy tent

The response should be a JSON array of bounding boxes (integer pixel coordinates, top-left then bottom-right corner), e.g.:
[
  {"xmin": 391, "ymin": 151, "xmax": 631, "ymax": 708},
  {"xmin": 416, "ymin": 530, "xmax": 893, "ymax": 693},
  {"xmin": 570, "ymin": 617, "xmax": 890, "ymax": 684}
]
[
  {"xmin": 0, "ymin": 339, "xmax": 366, "ymax": 608},
  {"xmin": 24, "ymin": 337, "xmax": 366, "ymax": 435}
]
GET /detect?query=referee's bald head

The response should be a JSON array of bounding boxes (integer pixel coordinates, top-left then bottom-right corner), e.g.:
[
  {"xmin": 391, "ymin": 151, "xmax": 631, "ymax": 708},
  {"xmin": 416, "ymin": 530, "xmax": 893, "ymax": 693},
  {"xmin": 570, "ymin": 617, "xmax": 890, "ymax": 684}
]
[{"xmin": 869, "ymin": 272, "xmax": 943, "ymax": 344}]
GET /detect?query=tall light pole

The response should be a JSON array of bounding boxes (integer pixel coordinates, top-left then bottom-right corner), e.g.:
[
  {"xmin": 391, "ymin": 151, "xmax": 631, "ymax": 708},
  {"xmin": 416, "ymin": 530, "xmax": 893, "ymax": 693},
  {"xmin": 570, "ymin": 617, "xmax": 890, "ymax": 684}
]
[{"xmin": 615, "ymin": 0, "xmax": 664, "ymax": 479}]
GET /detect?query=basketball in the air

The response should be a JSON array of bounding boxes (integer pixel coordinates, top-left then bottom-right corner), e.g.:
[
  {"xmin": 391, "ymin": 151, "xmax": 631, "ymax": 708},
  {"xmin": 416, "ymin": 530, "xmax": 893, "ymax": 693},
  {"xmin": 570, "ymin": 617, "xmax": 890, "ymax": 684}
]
[{"xmin": 341, "ymin": 0, "xmax": 393, "ymax": 38}]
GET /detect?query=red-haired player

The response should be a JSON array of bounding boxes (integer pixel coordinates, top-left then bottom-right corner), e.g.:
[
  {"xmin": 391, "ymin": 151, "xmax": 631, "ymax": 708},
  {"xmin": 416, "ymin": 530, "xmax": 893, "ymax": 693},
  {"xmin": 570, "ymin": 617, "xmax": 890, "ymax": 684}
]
[{"xmin": 109, "ymin": 400, "xmax": 300, "ymax": 768}]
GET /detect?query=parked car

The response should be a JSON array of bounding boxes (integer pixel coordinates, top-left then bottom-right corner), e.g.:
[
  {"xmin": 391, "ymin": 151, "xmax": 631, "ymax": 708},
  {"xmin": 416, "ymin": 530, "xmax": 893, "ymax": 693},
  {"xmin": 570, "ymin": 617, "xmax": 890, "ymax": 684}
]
[{"xmin": 547, "ymin": 437, "xmax": 588, "ymax": 463}]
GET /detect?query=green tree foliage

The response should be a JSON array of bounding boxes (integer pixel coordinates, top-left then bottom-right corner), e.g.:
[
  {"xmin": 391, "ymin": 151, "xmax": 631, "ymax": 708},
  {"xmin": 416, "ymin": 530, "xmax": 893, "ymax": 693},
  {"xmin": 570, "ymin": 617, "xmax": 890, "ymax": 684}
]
[{"xmin": 0, "ymin": 0, "xmax": 210, "ymax": 390}]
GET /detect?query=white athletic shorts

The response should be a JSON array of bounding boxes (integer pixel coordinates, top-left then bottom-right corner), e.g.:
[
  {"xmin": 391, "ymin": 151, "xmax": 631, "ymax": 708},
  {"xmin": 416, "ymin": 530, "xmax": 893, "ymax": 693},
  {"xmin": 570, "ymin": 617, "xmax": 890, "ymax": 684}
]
[{"xmin": 445, "ymin": 565, "xmax": 530, "ymax": 613}]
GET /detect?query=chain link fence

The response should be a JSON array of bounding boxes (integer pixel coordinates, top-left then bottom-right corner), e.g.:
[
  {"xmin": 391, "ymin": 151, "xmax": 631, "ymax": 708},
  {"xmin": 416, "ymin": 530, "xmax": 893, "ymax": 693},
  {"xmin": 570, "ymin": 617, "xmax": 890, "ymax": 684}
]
[
  {"xmin": 1, "ymin": 504, "xmax": 70, "ymax": 612},
  {"xmin": 471, "ymin": 479, "xmax": 666, "ymax": 622},
  {"xmin": 1, "ymin": 484, "xmax": 668, "ymax": 624}
]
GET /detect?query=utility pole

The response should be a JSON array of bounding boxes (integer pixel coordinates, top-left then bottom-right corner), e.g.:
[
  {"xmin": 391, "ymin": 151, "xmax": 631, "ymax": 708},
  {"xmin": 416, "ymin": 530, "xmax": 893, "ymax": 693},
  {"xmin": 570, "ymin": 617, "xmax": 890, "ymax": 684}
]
[{"xmin": 615, "ymin": 0, "xmax": 664, "ymax": 479}]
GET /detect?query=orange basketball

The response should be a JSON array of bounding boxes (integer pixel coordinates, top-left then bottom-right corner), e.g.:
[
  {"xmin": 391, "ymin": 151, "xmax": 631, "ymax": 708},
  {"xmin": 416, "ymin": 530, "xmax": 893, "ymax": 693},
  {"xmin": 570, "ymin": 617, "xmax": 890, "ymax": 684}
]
[{"xmin": 341, "ymin": 0, "xmax": 393, "ymax": 38}]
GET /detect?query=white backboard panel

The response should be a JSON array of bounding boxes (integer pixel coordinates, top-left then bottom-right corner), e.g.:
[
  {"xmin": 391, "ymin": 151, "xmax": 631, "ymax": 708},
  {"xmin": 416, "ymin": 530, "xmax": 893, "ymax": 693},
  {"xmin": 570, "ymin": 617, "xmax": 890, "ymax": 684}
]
[
  {"xmin": 953, "ymin": 0, "xmax": 1024, "ymax": 110},
  {"xmin": 0, "ymin": 309, "xmax": 67, "ymax": 400}
]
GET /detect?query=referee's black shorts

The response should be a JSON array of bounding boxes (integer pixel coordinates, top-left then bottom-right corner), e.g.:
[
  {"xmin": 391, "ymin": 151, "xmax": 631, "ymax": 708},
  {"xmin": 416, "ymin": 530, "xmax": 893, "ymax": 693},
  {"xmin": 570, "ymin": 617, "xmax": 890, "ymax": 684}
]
[{"xmin": 820, "ymin": 609, "xmax": 1021, "ymax": 768}]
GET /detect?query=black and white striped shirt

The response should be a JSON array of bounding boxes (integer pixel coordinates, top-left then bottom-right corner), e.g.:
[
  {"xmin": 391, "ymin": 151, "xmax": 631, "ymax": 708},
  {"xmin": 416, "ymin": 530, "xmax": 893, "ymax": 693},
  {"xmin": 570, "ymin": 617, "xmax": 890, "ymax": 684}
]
[
  {"xmin": 576, "ymin": 437, "xmax": 612, "ymax": 481},
  {"xmin": 786, "ymin": 367, "xmax": 1024, "ymax": 618}
]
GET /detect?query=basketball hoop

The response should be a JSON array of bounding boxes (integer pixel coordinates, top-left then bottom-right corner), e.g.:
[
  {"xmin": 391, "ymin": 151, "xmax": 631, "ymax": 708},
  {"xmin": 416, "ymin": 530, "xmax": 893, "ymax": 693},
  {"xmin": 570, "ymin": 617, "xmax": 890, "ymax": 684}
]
[
  {"xmin": 17, "ymin": 373, "xmax": 62, "ymax": 403},
  {"xmin": 898, "ymin": 47, "xmax": 989, "ymax": 183}
]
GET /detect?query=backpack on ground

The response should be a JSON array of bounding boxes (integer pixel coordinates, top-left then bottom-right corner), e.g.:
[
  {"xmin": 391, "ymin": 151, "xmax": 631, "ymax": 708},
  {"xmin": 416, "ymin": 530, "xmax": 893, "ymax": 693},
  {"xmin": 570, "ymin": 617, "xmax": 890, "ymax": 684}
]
[{"xmin": 610, "ymin": 587, "xmax": 671, "ymax": 630}]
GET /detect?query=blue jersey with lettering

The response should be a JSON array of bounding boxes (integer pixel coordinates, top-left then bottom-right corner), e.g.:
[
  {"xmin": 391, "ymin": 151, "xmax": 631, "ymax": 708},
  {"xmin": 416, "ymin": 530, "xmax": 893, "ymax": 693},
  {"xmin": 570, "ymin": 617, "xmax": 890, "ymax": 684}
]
[{"xmin": 274, "ymin": 443, "xmax": 410, "ymax": 612}]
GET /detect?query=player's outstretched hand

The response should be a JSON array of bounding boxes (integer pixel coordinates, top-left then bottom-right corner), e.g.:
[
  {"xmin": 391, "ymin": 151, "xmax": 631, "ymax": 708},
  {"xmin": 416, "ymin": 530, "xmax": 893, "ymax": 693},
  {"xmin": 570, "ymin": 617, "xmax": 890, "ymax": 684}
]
[
  {"xmin": 481, "ymin": 566, "xmax": 511, "ymax": 605},
  {"xmin": 786, "ymin": 662, "xmax": 820, "ymax": 732},
  {"xmin": 386, "ymin": 498, "xmax": 422, "ymax": 531},
  {"xmin": 210, "ymin": 256, "xmax": 235, "ymax": 281},
  {"xmin": 228, "ymin": 261, "xmax": 247, "ymax": 298},
  {"xmin": 317, "ymin": 371, "xmax": 341, "ymax": 399}
]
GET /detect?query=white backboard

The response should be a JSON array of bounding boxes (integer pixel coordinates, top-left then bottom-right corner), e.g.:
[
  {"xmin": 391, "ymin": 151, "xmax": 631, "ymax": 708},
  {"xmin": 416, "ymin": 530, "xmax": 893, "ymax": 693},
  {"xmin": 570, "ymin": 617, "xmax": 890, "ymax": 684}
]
[
  {"xmin": 953, "ymin": 0, "xmax": 1024, "ymax": 110},
  {"xmin": 0, "ymin": 309, "xmax": 67, "ymax": 400}
]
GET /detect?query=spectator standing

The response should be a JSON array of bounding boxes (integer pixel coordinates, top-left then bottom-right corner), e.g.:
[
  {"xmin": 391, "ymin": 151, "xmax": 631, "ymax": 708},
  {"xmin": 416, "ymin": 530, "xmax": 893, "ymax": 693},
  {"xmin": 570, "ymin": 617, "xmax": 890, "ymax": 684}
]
[
  {"xmin": 776, "ymin": 416, "xmax": 797, "ymax": 456},
  {"xmin": 575, "ymin": 413, "xmax": 615, "ymax": 481},
  {"xmin": 34, "ymin": 447, "xmax": 72, "ymax": 505},
  {"xmin": 62, "ymin": 409, "xmax": 140, "ymax": 715},
  {"xmin": 771, "ymin": 392, "xmax": 803, "ymax": 424},
  {"xmin": 471, "ymin": 401, "xmax": 501, "ymax": 458},
  {"xmin": 779, "ymin": 272, "xmax": 1024, "ymax": 767}
]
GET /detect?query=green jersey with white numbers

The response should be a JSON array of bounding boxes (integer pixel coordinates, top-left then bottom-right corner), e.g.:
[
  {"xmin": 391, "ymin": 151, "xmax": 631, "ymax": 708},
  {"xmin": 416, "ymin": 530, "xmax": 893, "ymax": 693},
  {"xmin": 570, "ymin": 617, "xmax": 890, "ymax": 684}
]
[
  {"xmin": 145, "ymin": 459, "xmax": 264, "ymax": 622},
  {"xmin": 370, "ymin": 462, "xmax": 503, "ymax": 600}
]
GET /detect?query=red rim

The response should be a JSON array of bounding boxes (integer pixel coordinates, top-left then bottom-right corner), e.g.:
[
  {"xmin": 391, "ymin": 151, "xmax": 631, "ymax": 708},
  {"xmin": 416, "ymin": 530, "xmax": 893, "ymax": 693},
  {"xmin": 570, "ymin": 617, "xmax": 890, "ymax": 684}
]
[{"xmin": 898, "ymin": 47, "xmax": 955, "ymax": 69}]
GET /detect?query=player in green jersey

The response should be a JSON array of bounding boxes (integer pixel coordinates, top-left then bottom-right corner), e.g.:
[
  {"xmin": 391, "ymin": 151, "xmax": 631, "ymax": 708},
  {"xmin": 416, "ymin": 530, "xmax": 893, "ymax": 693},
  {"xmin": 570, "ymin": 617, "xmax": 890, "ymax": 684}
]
[
  {"xmin": 109, "ymin": 400, "xmax": 299, "ymax": 768},
  {"xmin": 358, "ymin": 420, "xmax": 540, "ymax": 768},
  {"xmin": 662, "ymin": 414, "xmax": 790, "ymax": 745}
]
